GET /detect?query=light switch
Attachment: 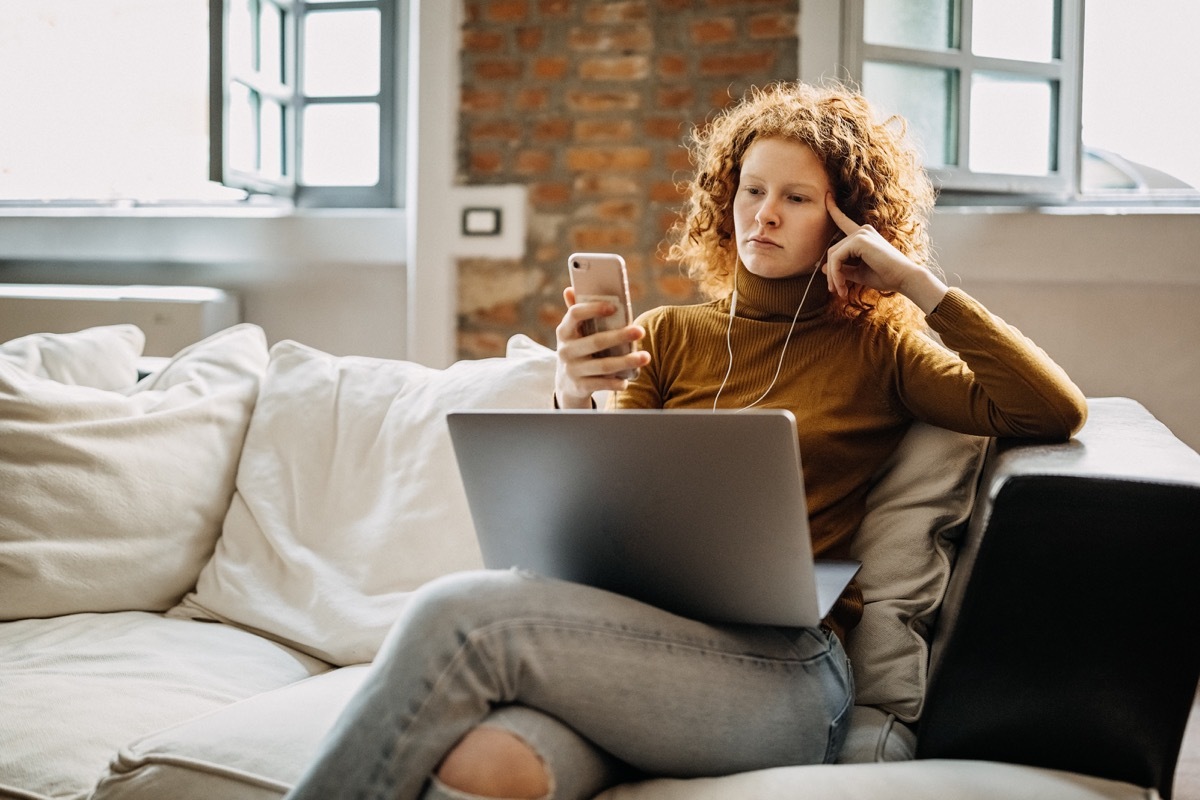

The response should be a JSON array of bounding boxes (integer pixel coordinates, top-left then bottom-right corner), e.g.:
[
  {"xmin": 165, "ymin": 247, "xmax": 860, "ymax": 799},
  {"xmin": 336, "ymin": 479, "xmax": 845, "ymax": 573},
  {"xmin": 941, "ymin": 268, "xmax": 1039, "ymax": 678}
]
[{"xmin": 462, "ymin": 207, "xmax": 502, "ymax": 237}]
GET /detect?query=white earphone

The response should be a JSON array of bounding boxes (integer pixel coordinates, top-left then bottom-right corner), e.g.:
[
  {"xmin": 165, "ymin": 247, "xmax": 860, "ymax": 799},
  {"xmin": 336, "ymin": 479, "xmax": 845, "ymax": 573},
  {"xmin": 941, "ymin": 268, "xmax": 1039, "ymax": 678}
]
[{"xmin": 713, "ymin": 266, "xmax": 820, "ymax": 412}]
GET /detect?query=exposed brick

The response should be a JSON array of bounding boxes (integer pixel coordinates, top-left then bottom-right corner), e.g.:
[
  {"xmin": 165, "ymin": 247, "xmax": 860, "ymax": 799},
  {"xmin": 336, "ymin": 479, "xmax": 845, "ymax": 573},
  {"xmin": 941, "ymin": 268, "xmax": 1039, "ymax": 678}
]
[
  {"xmin": 530, "ymin": 181, "xmax": 572, "ymax": 206},
  {"xmin": 649, "ymin": 180, "xmax": 687, "ymax": 203},
  {"xmin": 568, "ymin": 25, "xmax": 654, "ymax": 52},
  {"xmin": 469, "ymin": 119, "xmax": 522, "ymax": 140},
  {"xmin": 691, "ymin": 18, "xmax": 736, "ymax": 45},
  {"xmin": 516, "ymin": 26, "xmax": 544, "ymax": 50},
  {"xmin": 644, "ymin": 117, "xmax": 685, "ymax": 140},
  {"xmin": 571, "ymin": 225, "xmax": 638, "ymax": 250},
  {"xmin": 470, "ymin": 150, "xmax": 506, "ymax": 173},
  {"xmin": 705, "ymin": 0, "xmax": 790, "ymax": 6},
  {"xmin": 532, "ymin": 118, "xmax": 572, "ymax": 141},
  {"xmin": 579, "ymin": 199, "xmax": 642, "ymax": 221},
  {"xmin": 516, "ymin": 87, "xmax": 550, "ymax": 110},
  {"xmin": 582, "ymin": 1, "xmax": 649, "ymax": 24},
  {"xmin": 461, "ymin": 87, "xmax": 508, "ymax": 112},
  {"xmin": 748, "ymin": 11, "xmax": 796, "ymax": 39},
  {"xmin": 574, "ymin": 174, "xmax": 641, "ymax": 195},
  {"xmin": 538, "ymin": 301, "xmax": 568, "ymax": 329},
  {"xmin": 658, "ymin": 210, "xmax": 684, "ymax": 234},
  {"xmin": 575, "ymin": 119, "xmax": 635, "ymax": 142},
  {"xmin": 656, "ymin": 86, "xmax": 695, "ymax": 109},
  {"xmin": 462, "ymin": 30, "xmax": 507, "ymax": 52},
  {"xmin": 565, "ymin": 90, "xmax": 642, "ymax": 112},
  {"xmin": 515, "ymin": 149, "xmax": 555, "ymax": 174},
  {"xmin": 456, "ymin": 0, "xmax": 799, "ymax": 358},
  {"xmin": 483, "ymin": 0, "xmax": 529, "ymax": 23},
  {"xmin": 580, "ymin": 55, "xmax": 651, "ymax": 81},
  {"xmin": 538, "ymin": 0, "xmax": 570, "ymax": 17},
  {"xmin": 656, "ymin": 272, "xmax": 697, "ymax": 300},
  {"xmin": 457, "ymin": 329, "xmax": 511, "ymax": 359},
  {"xmin": 474, "ymin": 59, "xmax": 524, "ymax": 80},
  {"xmin": 658, "ymin": 53, "xmax": 688, "ymax": 80},
  {"xmin": 565, "ymin": 146, "xmax": 653, "ymax": 171},
  {"xmin": 533, "ymin": 56, "xmax": 570, "ymax": 80},
  {"xmin": 665, "ymin": 148, "xmax": 694, "ymax": 172},
  {"xmin": 700, "ymin": 50, "xmax": 776, "ymax": 76}
]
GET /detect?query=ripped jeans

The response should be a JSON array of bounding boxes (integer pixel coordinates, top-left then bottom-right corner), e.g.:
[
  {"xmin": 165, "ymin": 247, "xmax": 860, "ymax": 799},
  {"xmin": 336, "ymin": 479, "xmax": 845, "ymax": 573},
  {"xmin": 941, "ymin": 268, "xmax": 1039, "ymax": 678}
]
[{"xmin": 284, "ymin": 569, "xmax": 853, "ymax": 800}]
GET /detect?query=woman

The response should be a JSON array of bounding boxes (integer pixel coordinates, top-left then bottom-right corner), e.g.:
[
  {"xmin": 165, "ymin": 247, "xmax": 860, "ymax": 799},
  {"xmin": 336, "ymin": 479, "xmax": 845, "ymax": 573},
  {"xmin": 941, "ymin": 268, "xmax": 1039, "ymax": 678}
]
[{"xmin": 286, "ymin": 82, "xmax": 1086, "ymax": 800}]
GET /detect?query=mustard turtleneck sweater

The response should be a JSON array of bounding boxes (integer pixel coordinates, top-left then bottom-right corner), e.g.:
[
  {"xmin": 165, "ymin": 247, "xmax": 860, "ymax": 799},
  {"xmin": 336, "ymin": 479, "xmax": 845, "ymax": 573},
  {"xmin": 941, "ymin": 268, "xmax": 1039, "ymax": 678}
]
[{"xmin": 615, "ymin": 265, "xmax": 1087, "ymax": 636}]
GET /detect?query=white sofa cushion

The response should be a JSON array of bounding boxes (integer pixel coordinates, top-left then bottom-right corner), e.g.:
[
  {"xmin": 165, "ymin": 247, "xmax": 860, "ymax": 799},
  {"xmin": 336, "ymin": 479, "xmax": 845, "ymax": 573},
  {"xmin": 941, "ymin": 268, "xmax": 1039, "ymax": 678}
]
[
  {"xmin": 171, "ymin": 336, "xmax": 557, "ymax": 665},
  {"xmin": 0, "ymin": 323, "xmax": 144, "ymax": 389},
  {"xmin": 91, "ymin": 665, "xmax": 369, "ymax": 800},
  {"xmin": 0, "ymin": 324, "xmax": 269, "ymax": 619},
  {"xmin": 845, "ymin": 422, "xmax": 988, "ymax": 722},
  {"xmin": 86, "ymin": 664, "xmax": 1143, "ymax": 800},
  {"xmin": 0, "ymin": 611, "xmax": 329, "ymax": 800},
  {"xmin": 594, "ymin": 760, "xmax": 1154, "ymax": 800}
]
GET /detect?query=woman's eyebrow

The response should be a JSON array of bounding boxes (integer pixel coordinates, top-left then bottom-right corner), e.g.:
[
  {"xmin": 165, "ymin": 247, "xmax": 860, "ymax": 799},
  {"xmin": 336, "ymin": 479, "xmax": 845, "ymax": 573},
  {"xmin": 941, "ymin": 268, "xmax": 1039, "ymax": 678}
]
[{"xmin": 740, "ymin": 173, "xmax": 824, "ymax": 192}]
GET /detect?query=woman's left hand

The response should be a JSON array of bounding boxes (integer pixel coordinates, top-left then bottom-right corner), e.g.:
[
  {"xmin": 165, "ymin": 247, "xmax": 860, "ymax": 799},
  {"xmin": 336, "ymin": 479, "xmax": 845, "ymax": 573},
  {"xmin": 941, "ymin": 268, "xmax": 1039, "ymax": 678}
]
[{"xmin": 822, "ymin": 193, "xmax": 948, "ymax": 315}]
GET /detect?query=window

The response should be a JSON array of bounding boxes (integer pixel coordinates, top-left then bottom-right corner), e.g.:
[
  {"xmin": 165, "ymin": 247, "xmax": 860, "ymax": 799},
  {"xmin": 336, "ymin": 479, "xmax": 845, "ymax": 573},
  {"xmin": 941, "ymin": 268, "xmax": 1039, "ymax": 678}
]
[
  {"xmin": 211, "ymin": 0, "xmax": 401, "ymax": 207},
  {"xmin": 841, "ymin": 0, "xmax": 1200, "ymax": 201},
  {"xmin": 0, "ymin": 0, "xmax": 401, "ymax": 208},
  {"xmin": 843, "ymin": 0, "xmax": 1083, "ymax": 196}
]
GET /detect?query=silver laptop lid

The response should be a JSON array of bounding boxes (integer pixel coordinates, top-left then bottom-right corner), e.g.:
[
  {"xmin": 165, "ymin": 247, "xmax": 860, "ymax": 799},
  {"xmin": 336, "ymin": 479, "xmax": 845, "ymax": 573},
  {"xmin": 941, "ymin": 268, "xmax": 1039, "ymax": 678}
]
[{"xmin": 447, "ymin": 409, "xmax": 856, "ymax": 627}]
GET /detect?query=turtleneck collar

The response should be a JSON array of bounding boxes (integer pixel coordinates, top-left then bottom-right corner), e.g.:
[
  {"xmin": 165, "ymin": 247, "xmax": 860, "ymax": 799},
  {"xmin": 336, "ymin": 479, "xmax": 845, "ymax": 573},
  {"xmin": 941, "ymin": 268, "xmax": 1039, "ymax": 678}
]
[{"xmin": 732, "ymin": 262, "xmax": 831, "ymax": 322}]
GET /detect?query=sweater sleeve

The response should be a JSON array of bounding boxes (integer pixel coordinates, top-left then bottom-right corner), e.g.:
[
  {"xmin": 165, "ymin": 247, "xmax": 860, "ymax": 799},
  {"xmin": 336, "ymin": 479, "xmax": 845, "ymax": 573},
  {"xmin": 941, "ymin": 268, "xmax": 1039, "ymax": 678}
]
[{"xmin": 893, "ymin": 288, "xmax": 1087, "ymax": 440}]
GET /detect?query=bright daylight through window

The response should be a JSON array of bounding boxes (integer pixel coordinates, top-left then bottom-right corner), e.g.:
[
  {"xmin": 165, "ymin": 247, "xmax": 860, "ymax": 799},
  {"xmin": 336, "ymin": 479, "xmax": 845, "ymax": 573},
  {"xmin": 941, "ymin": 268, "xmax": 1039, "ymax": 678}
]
[
  {"xmin": 848, "ymin": 0, "xmax": 1199, "ymax": 199},
  {"xmin": 0, "ymin": 0, "xmax": 397, "ymax": 207},
  {"xmin": 0, "ymin": 1, "xmax": 1194, "ymax": 205}
]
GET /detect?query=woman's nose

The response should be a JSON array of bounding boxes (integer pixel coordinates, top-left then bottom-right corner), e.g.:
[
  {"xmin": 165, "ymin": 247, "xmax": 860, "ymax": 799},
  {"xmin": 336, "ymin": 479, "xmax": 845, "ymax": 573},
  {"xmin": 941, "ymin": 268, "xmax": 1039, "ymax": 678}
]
[{"xmin": 756, "ymin": 199, "xmax": 779, "ymax": 227}]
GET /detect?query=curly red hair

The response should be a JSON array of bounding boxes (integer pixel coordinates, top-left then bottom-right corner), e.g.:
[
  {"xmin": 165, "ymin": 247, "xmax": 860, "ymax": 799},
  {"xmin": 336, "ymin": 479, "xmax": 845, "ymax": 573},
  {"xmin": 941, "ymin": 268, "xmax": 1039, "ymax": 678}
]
[{"xmin": 667, "ymin": 82, "xmax": 939, "ymax": 328}]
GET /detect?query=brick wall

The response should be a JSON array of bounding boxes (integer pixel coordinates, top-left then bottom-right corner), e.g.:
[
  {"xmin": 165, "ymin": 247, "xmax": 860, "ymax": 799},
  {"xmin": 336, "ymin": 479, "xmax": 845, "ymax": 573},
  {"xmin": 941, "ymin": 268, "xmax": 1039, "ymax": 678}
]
[{"xmin": 457, "ymin": 0, "xmax": 800, "ymax": 358}]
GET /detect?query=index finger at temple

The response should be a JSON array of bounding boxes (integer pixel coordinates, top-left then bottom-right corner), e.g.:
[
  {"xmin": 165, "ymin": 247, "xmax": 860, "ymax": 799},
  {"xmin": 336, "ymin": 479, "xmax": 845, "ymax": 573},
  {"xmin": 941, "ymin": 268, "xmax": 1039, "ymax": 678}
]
[{"xmin": 825, "ymin": 193, "xmax": 860, "ymax": 234}]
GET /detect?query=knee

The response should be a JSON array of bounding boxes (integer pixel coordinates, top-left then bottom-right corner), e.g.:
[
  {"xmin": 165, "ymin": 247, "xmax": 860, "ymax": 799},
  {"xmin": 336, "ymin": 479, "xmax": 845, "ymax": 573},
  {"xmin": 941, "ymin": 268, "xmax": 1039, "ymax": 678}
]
[{"xmin": 436, "ymin": 725, "xmax": 551, "ymax": 799}]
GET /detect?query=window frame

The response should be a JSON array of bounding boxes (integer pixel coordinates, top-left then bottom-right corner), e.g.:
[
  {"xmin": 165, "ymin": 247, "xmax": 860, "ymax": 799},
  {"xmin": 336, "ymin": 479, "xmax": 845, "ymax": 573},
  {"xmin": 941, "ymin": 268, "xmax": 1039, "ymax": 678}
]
[
  {"xmin": 209, "ymin": 0, "xmax": 400, "ymax": 208},
  {"xmin": 840, "ymin": 0, "xmax": 1084, "ymax": 197}
]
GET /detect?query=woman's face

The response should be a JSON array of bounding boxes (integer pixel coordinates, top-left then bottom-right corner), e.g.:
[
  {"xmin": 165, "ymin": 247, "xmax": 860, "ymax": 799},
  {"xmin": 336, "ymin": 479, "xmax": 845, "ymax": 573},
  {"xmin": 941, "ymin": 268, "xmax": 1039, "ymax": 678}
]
[{"xmin": 733, "ymin": 137, "xmax": 839, "ymax": 280}]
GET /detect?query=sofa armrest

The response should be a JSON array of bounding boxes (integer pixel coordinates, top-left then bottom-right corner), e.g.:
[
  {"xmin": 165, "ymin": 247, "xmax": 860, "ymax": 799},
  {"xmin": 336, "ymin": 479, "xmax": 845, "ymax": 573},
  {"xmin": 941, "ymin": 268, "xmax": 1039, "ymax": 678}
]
[{"xmin": 917, "ymin": 397, "xmax": 1200, "ymax": 798}]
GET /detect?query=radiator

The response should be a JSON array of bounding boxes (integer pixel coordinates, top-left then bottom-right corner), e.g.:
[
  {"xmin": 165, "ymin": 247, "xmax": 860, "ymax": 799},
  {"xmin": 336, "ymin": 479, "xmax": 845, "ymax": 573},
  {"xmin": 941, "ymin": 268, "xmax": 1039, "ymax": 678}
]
[{"xmin": 0, "ymin": 284, "xmax": 240, "ymax": 357}]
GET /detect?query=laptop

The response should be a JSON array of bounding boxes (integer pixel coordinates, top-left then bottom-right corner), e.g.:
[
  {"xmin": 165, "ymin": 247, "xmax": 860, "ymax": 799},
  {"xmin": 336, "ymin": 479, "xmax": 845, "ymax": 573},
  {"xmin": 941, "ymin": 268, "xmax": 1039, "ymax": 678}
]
[{"xmin": 446, "ymin": 409, "xmax": 859, "ymax": 628}]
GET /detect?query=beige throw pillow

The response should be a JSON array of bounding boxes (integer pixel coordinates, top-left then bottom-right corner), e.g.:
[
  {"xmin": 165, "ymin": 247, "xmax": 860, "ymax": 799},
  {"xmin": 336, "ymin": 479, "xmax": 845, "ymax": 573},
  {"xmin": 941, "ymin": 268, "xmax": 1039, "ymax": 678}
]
[
  {"xmin": 845, "ymin": 422, "xmax": 988, "ymax": 722},
  {"xmin": 0, "ymin": 324, "xmax": 144, "ymax": 389},
  {"xmin": 171, "ymin": 336, "xmax": 558, "ymax": 666},
  {"xmin": 0, "ymin": 324, "xmax": 269, "ymax": 619}
]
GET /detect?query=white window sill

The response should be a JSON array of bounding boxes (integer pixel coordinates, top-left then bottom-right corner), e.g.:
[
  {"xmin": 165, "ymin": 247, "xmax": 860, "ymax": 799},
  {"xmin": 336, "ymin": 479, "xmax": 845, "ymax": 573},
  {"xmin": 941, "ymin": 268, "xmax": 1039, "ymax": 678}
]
[{"xmin": 0, "ymin": 205, "xmax": 407, "ymax": 265}]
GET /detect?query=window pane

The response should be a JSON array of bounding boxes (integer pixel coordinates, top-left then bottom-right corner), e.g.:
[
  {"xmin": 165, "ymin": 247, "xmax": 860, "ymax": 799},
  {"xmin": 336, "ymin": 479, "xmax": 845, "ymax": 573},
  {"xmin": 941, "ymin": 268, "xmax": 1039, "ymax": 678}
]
[
  {"xmin": 259, "ymin": 1, "xmax": 284, "ymax": 83},
  {"xmin": 0, "ymin": 0, "xmax": 239, "ymax": 201},
  {"xmin": 229, "ymin": 0, "xmax": 255, "ymax": 76},
  {"xmin": 972, "ymin": 0, "xmax": 1056, "ymax": 61},
  {"xmin": 304, "ymin": 9, "xmax": 381, "ymax": 97},
  {"xmin": 861, "ymin": 61, "xmax": 957, "ymax": 167},
  {"xmin": 261, "ymin": 97, "xmax": 285, "ymax": 178},
  {"xmin": 969, "ymin": 73, "xmax": 1054, "ymax": 175},
  {"xmin": 1081, "ymin": 0, "xmax": 1200, "ymax": 191},
  {"xmin": 230, "ymin": 82, "xmax": 257, "ymax": 174},
  {"xmin": 301, "ymin": 103, "xmax": 380, "ymax": 185},
  {"xmin": 863, "ymin": 0, "xmax": 956, "ymax": 50}
]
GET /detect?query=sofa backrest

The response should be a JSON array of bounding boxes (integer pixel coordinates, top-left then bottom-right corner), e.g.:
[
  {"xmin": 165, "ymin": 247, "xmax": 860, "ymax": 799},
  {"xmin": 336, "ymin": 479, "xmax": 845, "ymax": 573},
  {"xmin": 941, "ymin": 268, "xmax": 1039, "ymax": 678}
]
[{"xmin": 919, "ymin": 397, "xmax": 1200, "ymax": 797}]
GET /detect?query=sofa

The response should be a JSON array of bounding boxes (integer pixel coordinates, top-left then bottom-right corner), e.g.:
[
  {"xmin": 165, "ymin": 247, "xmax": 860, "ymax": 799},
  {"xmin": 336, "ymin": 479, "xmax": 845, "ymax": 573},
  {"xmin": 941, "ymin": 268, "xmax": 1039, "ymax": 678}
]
[{"xmin": 2, "ymin": 322, "xmax": 1199, "ymax": 800}]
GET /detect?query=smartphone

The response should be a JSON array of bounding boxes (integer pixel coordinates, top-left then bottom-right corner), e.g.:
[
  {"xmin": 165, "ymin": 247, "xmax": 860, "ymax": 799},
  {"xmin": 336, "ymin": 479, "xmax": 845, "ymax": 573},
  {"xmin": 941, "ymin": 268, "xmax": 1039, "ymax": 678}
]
[{"xmin": 567, "ymin": 252, "xmax": 639, "ymax": 380}]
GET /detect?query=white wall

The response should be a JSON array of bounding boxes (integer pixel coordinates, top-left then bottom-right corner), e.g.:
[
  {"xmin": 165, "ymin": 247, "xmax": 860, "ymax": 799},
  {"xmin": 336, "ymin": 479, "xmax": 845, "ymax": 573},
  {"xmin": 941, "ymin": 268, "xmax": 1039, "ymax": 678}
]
[
  {"xmin": 0, "ymin": 211, "xmax": 409, "ymax": 359},
  {"xmin": 931, "ymin": 209, "xmax": 1200, "ymax": 450}
]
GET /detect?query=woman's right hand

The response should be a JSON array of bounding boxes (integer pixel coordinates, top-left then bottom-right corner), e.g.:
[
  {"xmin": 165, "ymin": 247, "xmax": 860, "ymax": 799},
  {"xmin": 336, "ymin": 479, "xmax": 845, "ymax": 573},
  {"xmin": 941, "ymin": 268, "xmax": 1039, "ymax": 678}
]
[{"xmin": 555, "ymin": 287, "xmax": 650, "ymax": 409}]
